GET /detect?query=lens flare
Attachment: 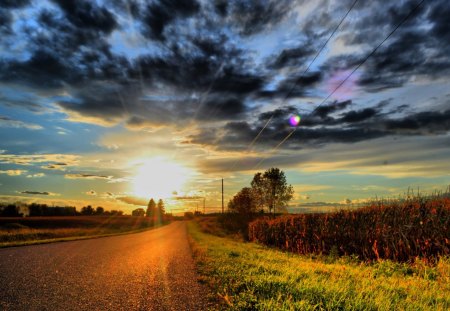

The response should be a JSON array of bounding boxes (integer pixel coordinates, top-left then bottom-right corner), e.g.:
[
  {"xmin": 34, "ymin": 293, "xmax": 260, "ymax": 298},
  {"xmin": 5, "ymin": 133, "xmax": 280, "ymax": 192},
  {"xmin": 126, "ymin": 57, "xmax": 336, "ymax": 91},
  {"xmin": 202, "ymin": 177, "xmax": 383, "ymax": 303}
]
[{"xmin": 289, "ymin": 115, "xmax": 301, "ymax": 127}]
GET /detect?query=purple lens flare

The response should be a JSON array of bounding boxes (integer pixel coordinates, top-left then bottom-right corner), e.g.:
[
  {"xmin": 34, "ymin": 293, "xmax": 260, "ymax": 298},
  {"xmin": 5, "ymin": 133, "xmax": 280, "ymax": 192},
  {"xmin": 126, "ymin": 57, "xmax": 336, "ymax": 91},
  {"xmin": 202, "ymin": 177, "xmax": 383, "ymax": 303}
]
[{"xmin": 289, "ymin": 115, "xmax": 301, "ymax": 127}]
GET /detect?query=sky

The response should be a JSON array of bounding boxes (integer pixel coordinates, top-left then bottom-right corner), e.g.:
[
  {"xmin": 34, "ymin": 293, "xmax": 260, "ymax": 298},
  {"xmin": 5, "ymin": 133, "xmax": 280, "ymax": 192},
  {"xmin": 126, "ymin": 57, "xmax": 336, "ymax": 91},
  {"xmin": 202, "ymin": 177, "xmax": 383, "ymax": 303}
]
[{"xmin": 0, "ymin": 0, "xmax": 449, "ymax": 214}]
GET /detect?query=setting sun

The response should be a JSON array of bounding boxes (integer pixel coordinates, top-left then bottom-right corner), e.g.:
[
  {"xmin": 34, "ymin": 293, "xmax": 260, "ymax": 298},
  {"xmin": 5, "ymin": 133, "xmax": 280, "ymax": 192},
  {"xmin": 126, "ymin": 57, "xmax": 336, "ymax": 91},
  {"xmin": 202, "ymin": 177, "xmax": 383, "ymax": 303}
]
[{"xmin": 131, "ymin": 157, "xmax": 191, "ymax": 199}]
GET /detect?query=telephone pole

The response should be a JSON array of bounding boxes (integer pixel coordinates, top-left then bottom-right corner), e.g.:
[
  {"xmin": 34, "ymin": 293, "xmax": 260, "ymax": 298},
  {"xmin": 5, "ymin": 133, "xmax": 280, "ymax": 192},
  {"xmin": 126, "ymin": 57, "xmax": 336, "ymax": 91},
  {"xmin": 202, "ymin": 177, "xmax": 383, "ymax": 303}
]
[
  {"xmin": 203, "ymin": 197, "xmax": 205, "ymax": 214},
  {"xmin": 221, "ymin": 178, "xmax": 224, "ymax": 214}
]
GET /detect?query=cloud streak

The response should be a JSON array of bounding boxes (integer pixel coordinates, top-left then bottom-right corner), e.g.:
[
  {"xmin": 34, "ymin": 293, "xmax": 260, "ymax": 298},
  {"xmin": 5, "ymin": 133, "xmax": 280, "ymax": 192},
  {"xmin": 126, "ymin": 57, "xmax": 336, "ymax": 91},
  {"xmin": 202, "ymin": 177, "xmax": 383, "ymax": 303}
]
[{"xmin": 19, "ymin": 190, "xmax": 58, "ymax": 196}]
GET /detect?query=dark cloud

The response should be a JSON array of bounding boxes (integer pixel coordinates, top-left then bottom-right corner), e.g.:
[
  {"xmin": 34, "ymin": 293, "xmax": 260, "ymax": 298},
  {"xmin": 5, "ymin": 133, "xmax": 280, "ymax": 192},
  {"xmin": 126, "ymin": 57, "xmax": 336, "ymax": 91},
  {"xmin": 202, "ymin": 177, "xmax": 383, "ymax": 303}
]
[
  {"xmin": 340, "ymin": 108, "xmax": 378, "ymax": 123},
  {"xmin": 226, "ymin": 0, "xmax": 293, "ymax": 36},
  {"xmin": 213, "ymin": 0, "xmax": 228, "ymax": 17},
  {"xmin": 0, "ymin": 0, "xmax": 449, "ymax": 136},
  {"xmin": 20, "ymin": 191, "xmax": 51, "ymax": 195},
  {"xmin": 0, "ymin": 8, "xmax": 12, "ymax": 34},
  {"xmin": 429, "ymin": 0, "xmax": 450, "ymax": 41},
  {"xmin": 51, "ymin": 0, "xmax": 117, "ymax": 33},
  {"xmin": 258, "ymin": 72, "xmax": 322, "ymax": 99},
  {"xmin": 1, "ymin": 50, "xmax": 73, "ymax": 89},
  {"xmin": 384, "ymin": 109, "xmax": 450, "ymax": 134},
  {"xmin": 197, "ymin": 96, "xmax": 247, "ymax": 120},
  {"xmin": 268, "ymin": 46, "xmax": 316, "ymax": 70},
  {"xmin": 258, "ymin": 106, "xmax": 299, "ymax": 122},
  {"xmin": 140, "ymin": 0, "xmax": 200, "ymax": 41},
  {"xmin": 65, "ymin": 174, "xmax": 112, "ymax": 180},
  {"xmin": 0, "ymin": 0, "xmax": 30, "ymax": 9},
  {"xmin": 313, "ymin": 100, "xmax": 352, "ymax": 119},
  {"xmin": 187, "ymin": 101, "xmax": 450, "ymax": 151},
  {"xmin": 210, "ymin": 67, "xmax": 265, "ymax": 95},
  {"xmin": 325, "ymin": 0, "xmax": 450, "ymax": 91},
  {"xmin": 57, "ymin": 83, "xmax": 139, "ymax": 124}
]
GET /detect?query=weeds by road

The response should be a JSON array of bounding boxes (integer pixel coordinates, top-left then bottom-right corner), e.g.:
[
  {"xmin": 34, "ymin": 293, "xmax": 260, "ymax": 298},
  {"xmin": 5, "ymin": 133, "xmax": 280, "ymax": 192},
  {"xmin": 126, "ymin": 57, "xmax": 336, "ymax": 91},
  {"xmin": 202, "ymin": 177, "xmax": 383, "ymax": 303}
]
[{"xmin": 188, "ymin": 221, "xmax": 450, "ymax": 310}]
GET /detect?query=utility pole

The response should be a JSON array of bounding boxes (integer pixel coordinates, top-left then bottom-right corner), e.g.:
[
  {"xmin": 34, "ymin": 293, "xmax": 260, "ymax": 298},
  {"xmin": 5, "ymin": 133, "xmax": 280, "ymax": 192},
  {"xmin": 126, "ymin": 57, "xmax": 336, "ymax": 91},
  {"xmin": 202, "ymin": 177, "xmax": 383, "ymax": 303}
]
[
  {"xmin": 221, "ymin": 178, "xmax": 224, "ymax": 214},
  {"xmin": 203, "ymin": 197, "xmax": 205, "ymax": 214}
]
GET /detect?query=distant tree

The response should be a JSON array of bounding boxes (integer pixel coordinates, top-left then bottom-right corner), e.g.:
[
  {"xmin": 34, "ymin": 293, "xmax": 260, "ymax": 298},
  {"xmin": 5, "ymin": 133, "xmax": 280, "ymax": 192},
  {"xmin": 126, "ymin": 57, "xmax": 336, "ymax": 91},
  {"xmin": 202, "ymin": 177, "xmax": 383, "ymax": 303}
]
[
  {"xmin": 146, "ymin": 199, "xmax": 156, "ymax": 218},
  {"xmin": 81, "ymin": 205, "xmax": 94, "ymax": 215},
  {"xmin": 228, "ymin": 187, "xmax": 258, "ymax": 216},
  {"xmin": 132, "ymin": 208, "xmax": 145, "ymax": 216},
  {"xmin": 164, "ymin": 212, "xmax": 174, "ymax": 221},
  {"xmin": 183, "ymin": 211, "xmax": 194, "ymax": 219},
  {"xmin": 0, "ymin": 204, "xmax": 22, "ymax": 217},
  {"xmin": 28, "ymin": 203, "xmax": 42, "ymax": 216},
  {"xmin": 251, "ymin": 168, "xmax": 294, "ymax": 215},
  {"xmin": 110, "ymin": 209, "xmax": 123, "ymax": 216},
  {"xmin": 95, "ymin": 206, "xmax": 104, "ymax": 215},
  {"xmin": 157, "ymin": 199, "xmax": 165, "ymax": 222}
]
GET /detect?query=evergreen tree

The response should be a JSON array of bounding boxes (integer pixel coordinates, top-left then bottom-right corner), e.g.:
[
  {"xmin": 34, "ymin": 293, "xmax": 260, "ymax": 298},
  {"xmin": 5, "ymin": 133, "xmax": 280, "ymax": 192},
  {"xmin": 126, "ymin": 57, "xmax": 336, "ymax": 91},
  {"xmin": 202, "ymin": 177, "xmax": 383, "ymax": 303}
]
[
  {"xmin": 155, "ymin": 199, "xmax": 165, "ymax": 223},
  {"xmin": 157, "ymin": 199, "xmax": 165, "ymax": 216},
  {"xmin": 146, "ymin": 198, "xmax": 156, "ymax": 218}
]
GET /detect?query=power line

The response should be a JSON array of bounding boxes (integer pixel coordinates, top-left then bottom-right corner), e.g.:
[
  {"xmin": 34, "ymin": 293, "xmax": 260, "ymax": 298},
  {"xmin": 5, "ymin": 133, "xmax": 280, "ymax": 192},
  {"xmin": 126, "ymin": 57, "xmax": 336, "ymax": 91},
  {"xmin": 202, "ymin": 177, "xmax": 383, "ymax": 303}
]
[
  {"xmin": 224, "ymin": 0, "xmax": 359, "ymax": 174},
  {"xmin": 252, "ymin": 0, "xmax": 427, "ymax": 169},
  {"xmin": 240, "ymin": 0, "xmax": 360, "ymax": 152},
  {"xmin": 227, "ymin": 114, "xmax": 274, "ymax": 172},
  {"xmin": 253, "ymin": 128, "xmax": 297, "ymax": 170},
  {"xmin": 311, "ymin": 0, "xmax": 426, "ymax": 114},
  {"xmin": 283, "ymin": 0, "xmax": 359, "ymax": 100}
]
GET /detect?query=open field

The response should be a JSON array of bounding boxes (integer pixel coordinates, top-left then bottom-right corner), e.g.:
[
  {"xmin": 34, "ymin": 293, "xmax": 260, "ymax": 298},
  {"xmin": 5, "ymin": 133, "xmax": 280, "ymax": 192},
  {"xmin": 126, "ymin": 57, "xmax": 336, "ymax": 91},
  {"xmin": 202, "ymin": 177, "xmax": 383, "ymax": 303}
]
[
  {"xmin": 188, "ymin": 221, "xmax": 450, "ymax": 310},
  {"xmin": 0, "ymin": 216, "xmax": 166, "ymax": 247}
]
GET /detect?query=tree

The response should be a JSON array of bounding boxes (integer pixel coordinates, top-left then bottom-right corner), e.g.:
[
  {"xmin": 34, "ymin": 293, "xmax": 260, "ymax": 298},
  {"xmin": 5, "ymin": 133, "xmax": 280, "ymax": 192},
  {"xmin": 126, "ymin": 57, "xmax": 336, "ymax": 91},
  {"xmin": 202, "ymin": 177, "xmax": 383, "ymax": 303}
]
[
  {"xmin": 0, "ymin": 204, "xmax": 22, "ymax": 217},
  {"xmin": 157, "ymin": 199, "xmax": 165, "ymax": 222},
  {"xmin": 251, "ymin": 168, "xmax": 294, "ymax": 215},
  {"xmin": 146, "ymin": 198, "xmax": 156, "ymax": 218},
  {"xmin": 81, "ymin": 205, "xmax": 94, "ymax": 215},
  {"xmin": 95, "ymin": 206, "xmax": 104, "ymax": 215},
  {"xmin": 228, "ymin": 187, "xmax": 258, "ymax": 216},
  {"xmin": 110, "ymin": 209, "xmax": 123, "ymax": 216},
  {"xmin": 132, "ymin": 208, "xmax": 145, "ymax": 216},
  {"xmin": 250, "ymin": 172, "xmax": 266, "ymax": 212}
]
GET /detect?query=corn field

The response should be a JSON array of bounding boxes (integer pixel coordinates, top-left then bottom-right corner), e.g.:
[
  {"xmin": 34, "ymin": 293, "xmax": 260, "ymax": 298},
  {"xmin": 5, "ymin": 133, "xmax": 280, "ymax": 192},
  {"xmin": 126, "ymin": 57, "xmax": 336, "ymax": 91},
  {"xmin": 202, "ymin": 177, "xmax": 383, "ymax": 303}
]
[{"xmin": 248, "ymin": 196, "xmax": 450, "ymax": 262}]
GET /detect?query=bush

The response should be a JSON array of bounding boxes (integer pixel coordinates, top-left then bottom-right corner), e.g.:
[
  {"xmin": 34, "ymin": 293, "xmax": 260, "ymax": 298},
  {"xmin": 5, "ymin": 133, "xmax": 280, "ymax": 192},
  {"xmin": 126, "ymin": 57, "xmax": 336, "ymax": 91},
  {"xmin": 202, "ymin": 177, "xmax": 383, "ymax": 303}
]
[{"xmin": 249, "ymin": 196, "xmax": 450, "ymax": 262}]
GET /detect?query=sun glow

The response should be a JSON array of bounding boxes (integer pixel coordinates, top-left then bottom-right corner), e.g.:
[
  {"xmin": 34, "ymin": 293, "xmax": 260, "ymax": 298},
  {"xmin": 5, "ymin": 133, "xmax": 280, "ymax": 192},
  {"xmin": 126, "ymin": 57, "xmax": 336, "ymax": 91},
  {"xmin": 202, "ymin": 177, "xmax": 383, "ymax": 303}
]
[{"xmin": 132, "ymin": 157, "xmax": 191, "ymax": 199}]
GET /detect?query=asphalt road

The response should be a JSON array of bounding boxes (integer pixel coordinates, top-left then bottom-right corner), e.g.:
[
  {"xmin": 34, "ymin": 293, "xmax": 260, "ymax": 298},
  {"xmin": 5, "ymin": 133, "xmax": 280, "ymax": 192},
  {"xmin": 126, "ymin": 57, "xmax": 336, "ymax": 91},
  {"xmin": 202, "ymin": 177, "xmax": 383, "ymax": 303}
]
[{"xmin": 0, "ymin": 221, "xmax": 211, "ymax": 311}]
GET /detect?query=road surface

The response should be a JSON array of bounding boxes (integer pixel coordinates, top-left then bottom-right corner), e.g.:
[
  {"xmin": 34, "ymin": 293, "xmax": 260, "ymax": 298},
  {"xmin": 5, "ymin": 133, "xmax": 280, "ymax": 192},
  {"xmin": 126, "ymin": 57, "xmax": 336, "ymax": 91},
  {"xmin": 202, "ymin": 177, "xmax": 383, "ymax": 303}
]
[{"xmin": 0, "ymin": 221, "xmax": 211, "ymax": 310}]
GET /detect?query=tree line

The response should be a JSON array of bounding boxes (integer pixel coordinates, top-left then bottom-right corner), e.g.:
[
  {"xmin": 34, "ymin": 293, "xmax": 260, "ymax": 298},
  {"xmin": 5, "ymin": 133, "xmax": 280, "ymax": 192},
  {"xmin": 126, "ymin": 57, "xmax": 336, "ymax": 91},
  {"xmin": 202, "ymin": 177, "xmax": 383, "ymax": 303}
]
[{"xmin": 0, "ymin": 203, "xmax": 123, "ymax": 217}]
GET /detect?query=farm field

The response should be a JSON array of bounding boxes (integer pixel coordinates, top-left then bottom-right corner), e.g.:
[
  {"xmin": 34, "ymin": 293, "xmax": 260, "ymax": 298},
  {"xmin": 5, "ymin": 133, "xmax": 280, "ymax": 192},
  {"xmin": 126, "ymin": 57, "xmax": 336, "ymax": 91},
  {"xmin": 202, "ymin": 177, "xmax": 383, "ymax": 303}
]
[
  {"xmin": 250, "ymin": 196, "xmax": 450, "ymax": 262},
  {"xmin": 188, "ymin": 221, "xmax": 450, "ymax": 310},
  {"xmin": 0, "ymin": 216, "xmax": 166, "ymax": 247}
]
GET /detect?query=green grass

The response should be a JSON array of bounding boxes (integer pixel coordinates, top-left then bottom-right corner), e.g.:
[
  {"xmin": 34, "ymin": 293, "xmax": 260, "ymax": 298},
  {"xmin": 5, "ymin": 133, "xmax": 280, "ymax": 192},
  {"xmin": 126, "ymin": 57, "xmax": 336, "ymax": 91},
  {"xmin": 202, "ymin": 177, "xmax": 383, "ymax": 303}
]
[
  {"xmin": 0, "ymin": 216, "xmax": 168, "ymax": 247},
  {"xmin": 188, "ymin": 221, "xmax": 450, "ymax": 310}
]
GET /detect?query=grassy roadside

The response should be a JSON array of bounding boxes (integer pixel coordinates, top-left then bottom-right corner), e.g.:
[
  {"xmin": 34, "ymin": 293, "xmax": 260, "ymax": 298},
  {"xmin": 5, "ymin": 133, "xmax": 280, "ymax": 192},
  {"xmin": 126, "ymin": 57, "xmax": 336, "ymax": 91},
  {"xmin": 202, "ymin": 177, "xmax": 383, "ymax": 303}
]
[
  {"xmin": 0, "ymin": 216, "xmax": 169, "ymax": 248},
  {"xmin": 187, "ymin": 220, "xmax": 450, "ymax": 310}
]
